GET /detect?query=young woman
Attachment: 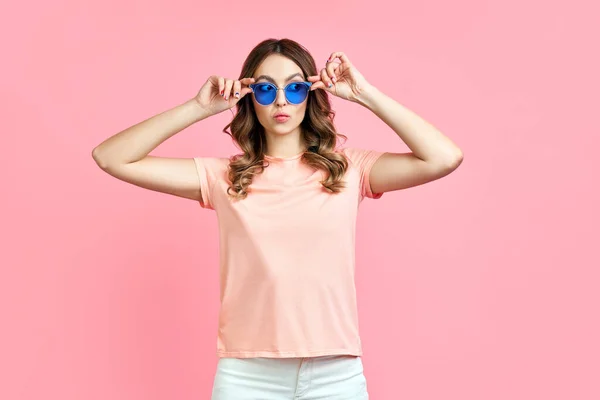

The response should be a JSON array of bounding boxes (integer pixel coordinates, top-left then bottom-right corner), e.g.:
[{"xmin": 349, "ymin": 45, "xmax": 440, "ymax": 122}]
[{"xmin": 92, "ymin": 38, "xmax": 463, "ymax": 399}]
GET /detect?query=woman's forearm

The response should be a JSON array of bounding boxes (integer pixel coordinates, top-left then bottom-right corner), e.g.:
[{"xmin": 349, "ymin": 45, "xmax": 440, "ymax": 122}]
[{"xmin": 92, "ymin": 98, "xmax": 210, "ymax": 168}]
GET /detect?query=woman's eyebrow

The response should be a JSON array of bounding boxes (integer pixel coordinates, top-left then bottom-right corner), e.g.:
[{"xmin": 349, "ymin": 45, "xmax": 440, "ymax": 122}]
[{"xmin": 254, "ymin": 72, "xmax": 304, "ymax": 83}]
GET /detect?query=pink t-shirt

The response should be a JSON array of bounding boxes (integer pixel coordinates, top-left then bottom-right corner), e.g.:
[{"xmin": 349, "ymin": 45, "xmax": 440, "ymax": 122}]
[{"xmin": 193, "ymin": 147, "xmax": 384, "ymax": 358}]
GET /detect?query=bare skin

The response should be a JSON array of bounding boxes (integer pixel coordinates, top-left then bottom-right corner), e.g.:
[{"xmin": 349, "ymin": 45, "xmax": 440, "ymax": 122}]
[{"xmin": 91, "ymin": 54, "xmax": 310, "ymax": 201}]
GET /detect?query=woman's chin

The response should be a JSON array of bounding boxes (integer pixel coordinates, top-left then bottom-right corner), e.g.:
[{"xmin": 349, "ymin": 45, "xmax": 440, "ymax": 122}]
[{"xmin": 270, "ymin": 124, "xmax": 298, "ymax": 135}]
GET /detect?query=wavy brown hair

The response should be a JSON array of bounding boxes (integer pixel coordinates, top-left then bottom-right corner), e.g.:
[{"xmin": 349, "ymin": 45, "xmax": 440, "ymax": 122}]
[{"xmin": 223, "ymin": 38, "xmax": 349, "ymax": 200}]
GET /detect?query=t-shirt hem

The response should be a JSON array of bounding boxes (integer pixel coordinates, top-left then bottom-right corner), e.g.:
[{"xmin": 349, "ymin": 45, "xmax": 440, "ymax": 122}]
[{"xmin": 216, "ymin": 348, "xmax": 363, "ymax": 358}]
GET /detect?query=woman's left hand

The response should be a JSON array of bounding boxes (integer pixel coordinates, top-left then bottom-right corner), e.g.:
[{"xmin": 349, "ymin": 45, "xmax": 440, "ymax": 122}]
[{"xmin": 307, "ymin": 51, "xmax": 373, "ymax": 103}]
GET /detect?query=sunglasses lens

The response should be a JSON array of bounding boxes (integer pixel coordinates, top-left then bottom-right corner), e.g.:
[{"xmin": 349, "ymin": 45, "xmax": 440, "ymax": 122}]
[
  {"xmin": 253, "ymin": 83, "xmax": 277, "ymax": 105},
  {"xmin": 285, "ymin": 83, "xmax": 309, "ymax": 104}
]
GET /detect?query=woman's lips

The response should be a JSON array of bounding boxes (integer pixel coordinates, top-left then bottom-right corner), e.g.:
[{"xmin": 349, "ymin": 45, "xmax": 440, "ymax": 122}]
[{"xmin": 274, "ymin": 115, "xmax": 290, "ymax": 123}]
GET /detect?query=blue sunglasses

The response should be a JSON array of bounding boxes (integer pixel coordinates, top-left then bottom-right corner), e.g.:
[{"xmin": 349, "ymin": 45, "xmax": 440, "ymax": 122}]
[{"xmin": 249, "ymin": 81, "xmax": 313, "ymax": 106}]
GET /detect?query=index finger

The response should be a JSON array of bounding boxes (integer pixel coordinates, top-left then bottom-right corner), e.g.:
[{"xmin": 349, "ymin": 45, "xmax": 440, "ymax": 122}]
[
  {"xmin": 325, "ymin": 61, "xmax": 341, "ymax": 79},
  {"xmin": 240, "ymin": 77, "xmax": 256, "ymax": 86},
  {"xmin": 327, "ymin": 51, "xmax": 351, "ymax": 66}
]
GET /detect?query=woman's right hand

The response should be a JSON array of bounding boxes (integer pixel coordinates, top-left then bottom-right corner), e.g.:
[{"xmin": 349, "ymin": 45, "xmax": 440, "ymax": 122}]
[{"xmin": 193, "ymin": 75, "xmax": 255, "ymax": 116}]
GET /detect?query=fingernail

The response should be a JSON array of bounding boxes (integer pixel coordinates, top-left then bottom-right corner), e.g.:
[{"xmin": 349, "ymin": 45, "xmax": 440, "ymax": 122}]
[
  {"xmin": 328, "ymin": 83, "xmax": 333, "ymax": 88},
  {"xmin": 235, "ymin": 92, "xmax": 240, "ymax": 98},
  {"xmin": 220, "ymin": 90, "xmax": 224, "ymax": 96},
  {"xmin": 331, "ymin": 77, "xmax": 336, "ymax": 83}
]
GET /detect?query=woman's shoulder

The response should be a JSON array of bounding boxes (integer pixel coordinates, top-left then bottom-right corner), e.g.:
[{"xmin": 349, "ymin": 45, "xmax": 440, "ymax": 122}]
[
  {"xmin": 194, "ymin": 155, "xmax": 230, "ymax": 165},
  {"xmin": 337, "ymin": 146, "xmax": 386, "ymax": 174},
  {"xmin": 192, "ymin": 155, "xmax": 231, "ymax": 178},
  {"xmin": 337, "ymin": 146, "xmax": 381, "ymax": 163}
]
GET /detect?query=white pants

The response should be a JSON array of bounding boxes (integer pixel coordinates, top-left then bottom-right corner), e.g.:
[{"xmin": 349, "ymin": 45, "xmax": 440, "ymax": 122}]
[{"xmin": 211, "ymin": 354, "xmax": 369, "ymax": 399}]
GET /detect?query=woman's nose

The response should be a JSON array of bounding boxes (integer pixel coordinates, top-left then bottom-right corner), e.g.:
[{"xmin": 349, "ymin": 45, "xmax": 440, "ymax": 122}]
[{"xmin": 275, "ymin": 88, "xmax": 287, "ymax": 106}]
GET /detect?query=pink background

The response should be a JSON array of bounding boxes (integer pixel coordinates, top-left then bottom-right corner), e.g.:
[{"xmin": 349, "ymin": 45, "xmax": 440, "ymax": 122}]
[{"xmin": 2, "ymin": 0, "xmax": 599, "ymax": 399}]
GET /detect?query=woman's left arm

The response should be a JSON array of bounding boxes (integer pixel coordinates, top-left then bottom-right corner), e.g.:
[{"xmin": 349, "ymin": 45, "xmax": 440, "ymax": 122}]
[
  {"xmin": 309, "ymin": 51, "xmax": 464, "ymax": 194},
  {"xmin": 355, "ymin": 85, "xmax": 464, "ymax": 194}
]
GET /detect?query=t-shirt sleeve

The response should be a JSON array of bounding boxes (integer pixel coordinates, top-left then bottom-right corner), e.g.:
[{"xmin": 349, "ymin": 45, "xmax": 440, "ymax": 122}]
[
  {"xmin": 192, "ymin": 157, "xmax": 226, "ymax": 210},
  {"xmin": 342, "ymin": 147, "xmax": 386, "ymax": 200}
]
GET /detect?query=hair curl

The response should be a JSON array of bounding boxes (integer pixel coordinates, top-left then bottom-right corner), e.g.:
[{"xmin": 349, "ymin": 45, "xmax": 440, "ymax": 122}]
[{"xmin": 223, "ymin": 38, "xmax": 349, "ymax": 200}]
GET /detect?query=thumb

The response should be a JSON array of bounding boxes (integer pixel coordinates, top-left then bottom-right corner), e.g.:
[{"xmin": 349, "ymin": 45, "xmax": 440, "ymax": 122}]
[{"xmin": 238, "ymin": 87, "xmax": 253, "ymax": 98}]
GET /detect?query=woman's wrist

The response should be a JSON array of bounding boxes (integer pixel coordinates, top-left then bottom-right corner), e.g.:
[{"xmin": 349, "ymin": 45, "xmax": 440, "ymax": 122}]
[{"xmin": 184, "ymin": 98, "xmax": 214, "ymax": 122}]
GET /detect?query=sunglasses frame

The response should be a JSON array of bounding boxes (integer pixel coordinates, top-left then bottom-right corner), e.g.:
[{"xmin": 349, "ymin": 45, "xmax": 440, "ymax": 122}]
[{"xmin": 249, "ymin": 81, "xmax": 313, "ymax": 106}]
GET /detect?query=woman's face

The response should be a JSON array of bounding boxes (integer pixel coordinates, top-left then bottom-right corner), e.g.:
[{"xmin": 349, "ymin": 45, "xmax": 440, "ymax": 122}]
[{"xmin": 251, "ymin": 54, "xmax": 309, "ymax": 137}]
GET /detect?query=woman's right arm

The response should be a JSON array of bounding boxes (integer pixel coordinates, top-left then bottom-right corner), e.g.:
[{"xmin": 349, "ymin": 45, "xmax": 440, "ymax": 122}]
[
  {"xmin": 91, "ymin": 99, "xmax": 212, "ymax": 201},
  {"xmin": 92, "ymin": 75, "xmax": 255, "ymax": 201}
]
